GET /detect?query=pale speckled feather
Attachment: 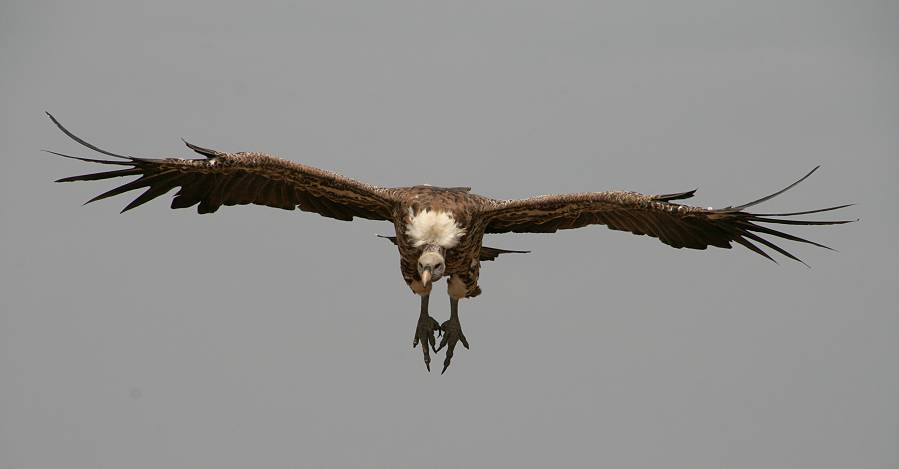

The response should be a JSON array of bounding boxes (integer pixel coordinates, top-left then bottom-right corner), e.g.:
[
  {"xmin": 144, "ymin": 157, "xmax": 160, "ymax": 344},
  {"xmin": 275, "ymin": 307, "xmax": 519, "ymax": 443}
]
[{"xmin": 405, "ymin": 209, "xmax": 465, "ymax": 248}]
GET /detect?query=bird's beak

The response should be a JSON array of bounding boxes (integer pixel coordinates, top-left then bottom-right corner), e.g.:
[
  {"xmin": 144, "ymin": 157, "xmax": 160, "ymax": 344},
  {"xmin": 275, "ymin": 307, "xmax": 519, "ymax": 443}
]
[{"xmin": 420, "ymin": 269, "xmax": 432, "ymax": 287}]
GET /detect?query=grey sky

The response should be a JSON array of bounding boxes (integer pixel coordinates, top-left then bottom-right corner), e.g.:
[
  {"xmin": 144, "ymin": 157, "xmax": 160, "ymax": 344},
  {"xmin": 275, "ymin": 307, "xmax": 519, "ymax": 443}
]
[{"xmin": 2, "ymin": 1, "xmax": 897, "ymax": 468}]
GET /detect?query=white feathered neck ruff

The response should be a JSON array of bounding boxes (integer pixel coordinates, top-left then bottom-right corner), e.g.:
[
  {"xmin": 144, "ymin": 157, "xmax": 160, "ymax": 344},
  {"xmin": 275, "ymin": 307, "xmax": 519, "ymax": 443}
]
[{"xmin": 405, "ymin": 209, "xmax": 465, "ymax": 248}]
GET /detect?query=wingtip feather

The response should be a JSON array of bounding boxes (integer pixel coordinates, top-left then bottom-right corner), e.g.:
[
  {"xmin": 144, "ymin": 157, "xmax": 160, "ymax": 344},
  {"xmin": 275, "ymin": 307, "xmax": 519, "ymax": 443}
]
[
  {"xmin": 45, "ymin": 113, "xmax": 135, "ymax": 160},
  {"xmin": 724, "ymin": 166, "xmax": 823, "ymax": 212},
  {"xmin": 742, "ymin": 231, "xmax": 811, "ymax": 267},
  {"xmin": 43, "ymin": 149, "xmax": 132, "ymax": 166}
]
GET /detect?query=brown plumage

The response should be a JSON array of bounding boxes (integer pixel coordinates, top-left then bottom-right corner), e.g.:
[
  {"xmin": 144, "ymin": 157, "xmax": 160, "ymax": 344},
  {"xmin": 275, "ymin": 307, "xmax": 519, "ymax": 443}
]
[{"xmin": 45, "ymin": 113, "xmax": 855, "ymax": 373}]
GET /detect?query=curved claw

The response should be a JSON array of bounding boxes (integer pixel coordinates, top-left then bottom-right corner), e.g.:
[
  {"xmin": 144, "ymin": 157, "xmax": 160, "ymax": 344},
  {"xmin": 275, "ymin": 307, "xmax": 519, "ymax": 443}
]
[
  {"xmin": 413, "ymin": 315, "xmax": 441, "ymax": 372},
  {"xmin": 437, "ymin": 319, "xmax": 469, "ymax": 374}
]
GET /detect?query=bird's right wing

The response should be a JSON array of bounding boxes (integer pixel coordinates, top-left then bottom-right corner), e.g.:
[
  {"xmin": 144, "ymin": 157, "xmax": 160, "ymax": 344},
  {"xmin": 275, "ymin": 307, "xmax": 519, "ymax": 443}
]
[
  {"xmin": 46, "ymin": 113, "xmax": 398, "ymax": 221},
  {"xmin": 481, "ymin": 168, "xmax": 854, "ymax": 265}
]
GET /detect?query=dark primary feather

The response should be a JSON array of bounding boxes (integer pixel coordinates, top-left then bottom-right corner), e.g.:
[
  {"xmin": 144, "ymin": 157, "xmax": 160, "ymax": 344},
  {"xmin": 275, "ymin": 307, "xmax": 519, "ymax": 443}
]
[
  {"xmin": 46, "ymin": 113, "xmax": 398, "ymax": 221},
  {"xmin": 483, "ymin": 169, "xmax": 855, "ymax": 266},
  {"xmin": 45, "ymin": 112, "xmax": 134, "ymax": 160},
  {"xmin": 720, "ymin": 166, "xmax": 820, "ymax": 212}
]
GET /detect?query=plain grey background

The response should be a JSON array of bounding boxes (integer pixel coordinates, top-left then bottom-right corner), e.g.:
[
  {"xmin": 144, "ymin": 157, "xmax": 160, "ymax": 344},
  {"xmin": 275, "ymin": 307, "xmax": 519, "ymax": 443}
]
[{"xmin": 2, "ymin": 1, "xmax": 896, "ymax": 468}]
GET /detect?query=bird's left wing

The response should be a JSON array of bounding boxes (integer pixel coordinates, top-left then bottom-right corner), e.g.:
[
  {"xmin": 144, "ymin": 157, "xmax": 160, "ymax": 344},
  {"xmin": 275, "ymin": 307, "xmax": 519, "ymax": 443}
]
[
  {"xmin": 481, "ymin": 168, "xmax": 854, "ymax": 265},
  {"xmin": 45, "ymin": 114, "xmax": 398, "ymax": 221}
]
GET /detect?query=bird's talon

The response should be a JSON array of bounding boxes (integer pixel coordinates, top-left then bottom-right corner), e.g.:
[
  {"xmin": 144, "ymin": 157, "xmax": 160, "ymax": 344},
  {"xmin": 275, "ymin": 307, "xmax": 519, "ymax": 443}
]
[
  {"xmin": 437, "ymin": 318, "xmax": 468, "ymax": 373},
  {"xmin": 413, "ymin": 314, "xmax": 441, "ymax": 372}
]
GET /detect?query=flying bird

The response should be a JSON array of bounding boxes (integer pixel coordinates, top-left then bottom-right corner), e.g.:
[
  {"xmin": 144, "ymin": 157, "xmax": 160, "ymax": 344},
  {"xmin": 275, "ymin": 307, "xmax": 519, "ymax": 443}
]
[{"xmin": 45, "ymin": 113, "xmax": 854, "ymax": 373}]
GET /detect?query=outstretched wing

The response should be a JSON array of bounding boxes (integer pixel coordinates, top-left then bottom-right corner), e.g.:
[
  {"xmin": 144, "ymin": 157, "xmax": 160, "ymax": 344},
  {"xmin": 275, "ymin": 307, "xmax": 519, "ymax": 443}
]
[
  {"xmin": 45, "ymin": 113, "xmax": 398, "ymax": 221},
  {"xmin": 482, "ymin": 168, "xmax": 854, "ymax": 265}
]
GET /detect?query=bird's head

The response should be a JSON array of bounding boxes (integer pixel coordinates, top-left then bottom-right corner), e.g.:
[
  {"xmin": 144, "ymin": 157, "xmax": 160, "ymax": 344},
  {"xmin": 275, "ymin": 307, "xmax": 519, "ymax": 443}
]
[{"xmin": 417, "ymin": 250, "xmax": 446, "ymax": 287}]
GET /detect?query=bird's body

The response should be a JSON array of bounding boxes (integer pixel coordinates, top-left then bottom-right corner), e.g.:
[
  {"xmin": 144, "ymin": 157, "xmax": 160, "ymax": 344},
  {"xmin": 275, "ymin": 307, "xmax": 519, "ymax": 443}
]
[
  {"xmin": 390, "ymin": 186, "xmax": 493, "ymax": 299},
  {"xmin": 45, "ymin": 113, "xmax": 854, "ymax": 373}
]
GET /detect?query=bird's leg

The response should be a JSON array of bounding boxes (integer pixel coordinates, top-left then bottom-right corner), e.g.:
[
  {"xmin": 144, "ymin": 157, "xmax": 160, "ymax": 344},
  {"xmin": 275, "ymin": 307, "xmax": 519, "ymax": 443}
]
[
  {"xmin": 412, "ymin": 294, "xmax": 440, "ymax": 372},
  {"xmin": 436, "ymin": 298, "xmax": 469, "ymax": 374}
]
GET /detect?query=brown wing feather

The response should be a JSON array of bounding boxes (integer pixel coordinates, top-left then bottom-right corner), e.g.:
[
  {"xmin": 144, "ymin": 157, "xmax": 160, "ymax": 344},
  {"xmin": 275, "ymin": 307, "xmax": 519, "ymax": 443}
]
[
  {"xmin": 46, "ymin": 113, "xmax": 397, "ymax": 221},
  {"xmin": 482, "ymin": 167, "xmax": 855, "ymax": 265}
]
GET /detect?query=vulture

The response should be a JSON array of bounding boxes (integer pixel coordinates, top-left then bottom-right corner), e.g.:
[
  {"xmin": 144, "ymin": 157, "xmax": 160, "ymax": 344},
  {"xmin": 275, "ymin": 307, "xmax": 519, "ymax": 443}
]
[{"xmin": 45, "ymin": 113, "xmax": 854, "ymax": 373}]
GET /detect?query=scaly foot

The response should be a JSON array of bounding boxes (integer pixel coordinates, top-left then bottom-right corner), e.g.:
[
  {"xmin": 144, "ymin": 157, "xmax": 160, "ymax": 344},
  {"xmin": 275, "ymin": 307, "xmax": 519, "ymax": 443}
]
[
  {"xmin": 436, "ymin": 299, "xmax": 469, "ymax": 374},
  {"xmin": 412, "ymin": 295, "xmax": 440, "ymax": 371}
]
